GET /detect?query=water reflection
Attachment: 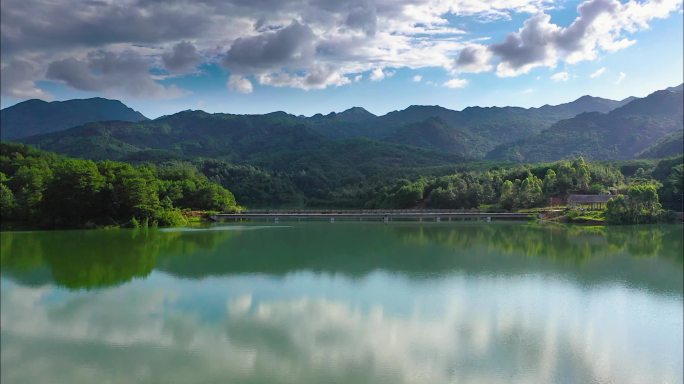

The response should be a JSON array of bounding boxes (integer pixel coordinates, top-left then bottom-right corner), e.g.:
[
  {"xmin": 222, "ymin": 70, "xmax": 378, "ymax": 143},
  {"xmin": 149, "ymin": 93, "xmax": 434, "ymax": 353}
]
[
  {"xmin": 2, "ymin": 274, "xmax": 682, "ymax": 384},
  {"xmin": 1, "ymin": 223, "xmax": 682, "ymax": 383},
  {"xmin": 1, "ymin": 223, "xmax": 682, "ymax": 293}
]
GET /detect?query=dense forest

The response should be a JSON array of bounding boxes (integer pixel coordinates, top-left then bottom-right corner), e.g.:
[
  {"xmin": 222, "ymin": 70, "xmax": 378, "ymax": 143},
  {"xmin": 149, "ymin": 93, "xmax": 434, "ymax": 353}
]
[
  {"xmin": 1, "ymin": 142, "xmax": 681, "ymax": 228},
  {"xmin": 1, "ymin": 84, "xmax": 682, "ymax": 228},
  {"xmin": 0, "ymin": 143, "xmax": 239, "ymax": 229}
]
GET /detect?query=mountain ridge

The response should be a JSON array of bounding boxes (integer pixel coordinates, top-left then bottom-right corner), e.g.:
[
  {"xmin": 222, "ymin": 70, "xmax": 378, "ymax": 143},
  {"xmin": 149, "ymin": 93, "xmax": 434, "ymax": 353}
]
[
  {"xmin": 486, "ymin": 86, "xmax": 684, "ymax": 162},
  {"xmin": 4, "ymin": 84, "xmax": 682, "ymax": 164},
  {"xmin": 1, "ymin": 97, "xmax": 148, "ymax": 140}
]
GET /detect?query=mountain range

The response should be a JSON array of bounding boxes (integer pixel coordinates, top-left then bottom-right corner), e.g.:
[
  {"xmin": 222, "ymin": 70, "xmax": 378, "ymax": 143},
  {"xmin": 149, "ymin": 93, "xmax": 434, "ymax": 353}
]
[
  {"xmin": 1, "ymin": 84, "xmax": 682, "ymax": 166},
  {"xmin": 0, "ymin": 97, "xmax": 148, "ymax": 140}
]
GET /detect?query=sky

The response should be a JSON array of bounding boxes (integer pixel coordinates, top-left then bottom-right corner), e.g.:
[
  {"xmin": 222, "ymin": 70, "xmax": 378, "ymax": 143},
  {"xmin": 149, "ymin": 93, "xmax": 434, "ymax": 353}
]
[{"xmin": 1, "ymin": 0, "xmax": 682, "ymax": 118}]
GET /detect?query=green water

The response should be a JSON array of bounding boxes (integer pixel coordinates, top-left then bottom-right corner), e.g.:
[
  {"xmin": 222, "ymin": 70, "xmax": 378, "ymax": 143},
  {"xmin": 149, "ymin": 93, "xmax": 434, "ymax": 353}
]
[{"xmin": 1, "ymin": 222, "xmax": 682, "ymax": 384}]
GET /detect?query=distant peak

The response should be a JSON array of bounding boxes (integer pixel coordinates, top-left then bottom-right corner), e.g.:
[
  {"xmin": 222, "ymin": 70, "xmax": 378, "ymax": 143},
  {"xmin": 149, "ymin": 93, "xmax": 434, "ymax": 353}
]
[
  {"xmin": 406, "ymin": 104, "xmax": 443, "ymax": 110},
  {"xmin": 342, "ymin": 106, "xmax": 371, "ymax": 113},
  {"xmin": 323, "ymin": 106, "xmax": 376, "ymax": 122},
  {"xmin": 666, "ymin": 83, "xmax": 683, "ymax": 93},
  {"xmin": 339, "ymin": 106, "xmax": 375, "ymax": 116}
]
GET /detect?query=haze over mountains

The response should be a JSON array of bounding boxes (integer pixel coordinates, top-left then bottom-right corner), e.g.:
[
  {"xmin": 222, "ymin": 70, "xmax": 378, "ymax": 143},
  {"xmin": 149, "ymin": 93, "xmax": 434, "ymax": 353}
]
[{"xmin": 1, "ymin": 84, "xmax": 682, "ymax": 165}]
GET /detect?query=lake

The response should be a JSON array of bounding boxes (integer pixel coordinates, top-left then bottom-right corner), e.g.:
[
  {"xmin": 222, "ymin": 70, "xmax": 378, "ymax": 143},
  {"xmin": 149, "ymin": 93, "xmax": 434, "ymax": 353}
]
[{"xmin": 1, "ymin": 222, "xmax": 682, "ymax": 384}]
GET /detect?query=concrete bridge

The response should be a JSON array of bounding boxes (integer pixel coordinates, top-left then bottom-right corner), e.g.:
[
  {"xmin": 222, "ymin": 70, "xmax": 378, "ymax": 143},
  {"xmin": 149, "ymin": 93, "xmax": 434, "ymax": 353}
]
[{"xmin": 210, "ymin": 209, "xmax": 537, "ymax": 223}]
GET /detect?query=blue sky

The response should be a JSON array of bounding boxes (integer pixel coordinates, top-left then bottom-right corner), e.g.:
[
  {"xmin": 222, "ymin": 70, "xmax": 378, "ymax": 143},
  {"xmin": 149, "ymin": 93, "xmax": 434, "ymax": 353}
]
[{"xmin": 1, "ymin": 0, "xmax": 682, "ymax": 118}]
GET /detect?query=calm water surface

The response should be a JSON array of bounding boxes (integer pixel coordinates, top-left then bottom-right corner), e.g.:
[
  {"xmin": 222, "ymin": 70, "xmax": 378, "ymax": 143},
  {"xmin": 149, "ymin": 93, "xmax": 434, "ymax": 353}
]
[{"xmin": 1, "ymin": 222, "xmax": 682, "ymax": 384}]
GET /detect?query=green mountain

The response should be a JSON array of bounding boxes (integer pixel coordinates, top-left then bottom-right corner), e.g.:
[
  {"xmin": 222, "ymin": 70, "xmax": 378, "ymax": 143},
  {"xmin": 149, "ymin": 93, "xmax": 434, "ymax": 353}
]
[
  {"xmin": 303, "ymin": 94, "xmax": 632, "ymax": 156},
  {"xmin": 637, "ymin": 130, "xmax": 684, "ymax": 159},
  {"xmin": 5, "ymin": 85, "xmax": 681, "ymax": 208},
  {"xmin": 486, "ymin": 86, "xmax": 684, "ymax": 162},
  {"xmin": 19, "ymin": 110, "xmax": 465, "ymax": 203},
  {"xmin": 0, "ymin": 97, "xmax": 148, "ymax": 140},
  {"xmin": 7, "ymin": 90, "xmax": 635, "ymax": 160}
]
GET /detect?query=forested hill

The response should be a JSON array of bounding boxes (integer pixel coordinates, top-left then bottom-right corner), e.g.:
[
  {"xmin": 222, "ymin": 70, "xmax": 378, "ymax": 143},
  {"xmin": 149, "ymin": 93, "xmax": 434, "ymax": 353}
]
[
  {"xmin": 302, "ymin": 94, "xmax": 635, "ymax": 156},
  {"xmin": 0, "ymin": 97, "xmax": 148, "ymax": 140},
  {"xmin": 0, "ymin": 143, "xmax": 239, "ymax": 229},
  {"xmin": 487, "ymin": 86, "xmax": 684, "ymax": 162},
  {"xmin": 14, "ymin": 89, "xmax": 642, "ymax": 162}
]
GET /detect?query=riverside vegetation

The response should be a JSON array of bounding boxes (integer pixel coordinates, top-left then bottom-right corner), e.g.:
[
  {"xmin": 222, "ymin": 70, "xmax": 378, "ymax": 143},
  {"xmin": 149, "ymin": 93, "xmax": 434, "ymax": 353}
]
[
  {"xmin": 0, "ymin": 143, "xmax": 239, "ymax": 229},
  {"xmin": 1, "ymin": 142, "xmax": 681, "ymax": 228}
]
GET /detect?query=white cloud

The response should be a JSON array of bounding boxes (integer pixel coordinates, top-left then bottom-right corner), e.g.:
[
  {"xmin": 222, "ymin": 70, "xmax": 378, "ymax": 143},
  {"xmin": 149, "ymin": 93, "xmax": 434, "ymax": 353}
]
[
  {"xmin": 227, "ymin": 75, "xmax": 253, "ymax": 94},
  {"xmin": 615, "ymin": 71, "xmax": 627, "ymax": 84},
  {"xmin": 455, "ymin": 44, "xmax": 493, "ymax": 73},
  {"xmin": 0, "ymin": 59, "xmax": 53, "ymax": 100},
  {"xmin": 369, "ymin": 68, "xmax": 394, "ymax": 82},
  {"xmin": 489, "ymin": 0, "xmax": 682, "ymax": 77},
  {"xmin": 0, "ymin": 0, "xmax": 558, "ymax": 97},
  {"xmin": 443, "ymin": 77, "xmax": 468, "ymax": 88},
  {"xmin": 0, "ymin": 0, "xmax": 680, "ymax": 96},
  {"xmin": 590, "ymin": 67, "xmax": 607, "ymax": 78},
  {"xmin": 412, "ymin": 75, "xmax": 422, "ymax": 82},
  {"xmin": 550, "ymin": 71, "xmax": 570, "ymax": 82},
  {"xmin": 257, "ymin": 65, "xmax": 351, "ymax": 90}
]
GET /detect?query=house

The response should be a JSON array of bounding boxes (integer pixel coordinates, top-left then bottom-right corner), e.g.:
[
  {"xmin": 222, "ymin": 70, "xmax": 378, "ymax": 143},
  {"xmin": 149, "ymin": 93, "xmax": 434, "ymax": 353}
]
[{"xmin": 567, "ymin": 194, "xmax": 612, "ymax": 210}]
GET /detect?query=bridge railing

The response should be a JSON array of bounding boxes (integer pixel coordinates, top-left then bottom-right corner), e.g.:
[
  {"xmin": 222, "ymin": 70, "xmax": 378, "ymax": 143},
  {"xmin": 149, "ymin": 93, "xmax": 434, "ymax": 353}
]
[{"xmin": 230, "ymin": 208, "xmax": 507, "ymax": 214}]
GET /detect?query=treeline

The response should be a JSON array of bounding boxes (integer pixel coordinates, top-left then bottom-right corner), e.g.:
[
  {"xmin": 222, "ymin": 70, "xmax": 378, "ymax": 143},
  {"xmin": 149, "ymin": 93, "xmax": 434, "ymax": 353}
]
[
  {"xmin": 0, "ymin": 143, "xmax": 239, "ymax": 229},
  {"xmin": 365, "ymin": 157, "xmax": 624, "ymax": 209},
  {"xmin": 1, "ymin": 142, "xmax": 681, "ymax": 228},
  {"xmin": 363, "ymin": 155, "xmax": 681, "ymax": 224}
]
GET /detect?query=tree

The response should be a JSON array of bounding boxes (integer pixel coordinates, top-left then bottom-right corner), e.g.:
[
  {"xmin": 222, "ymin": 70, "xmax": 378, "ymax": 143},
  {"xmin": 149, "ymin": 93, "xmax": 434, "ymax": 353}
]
[
  {"xmin": 606, "ymin": 183, "xmax": 664, "ymax": 224},
  {"xmin": 572, "ymin": 157, "xmax": 591, "ymax": 192},
  {"xmin": 556, "ymin": 162, "xmax": 575, "ymax": 194},
  {"xmin": 10, "ymin": 165, "xmax": 49, "ymax": 222},
  {"xmin": 42, "ymin": 159, "xmax": 105, "ymax": 226},
  {"xmin": 518, "ymin": 173, "xmax": 544, "ymax": 208},
  {"xmin": 499, "ymin": 180, "xmax": 516, "ymax": 210},
  {"xmin": 543, "ymin": 169, "xmax": 558, "ymax": 196},
  {"xmin": 0, "ymin": 183, "xmax": 15, "ymax": 219}
]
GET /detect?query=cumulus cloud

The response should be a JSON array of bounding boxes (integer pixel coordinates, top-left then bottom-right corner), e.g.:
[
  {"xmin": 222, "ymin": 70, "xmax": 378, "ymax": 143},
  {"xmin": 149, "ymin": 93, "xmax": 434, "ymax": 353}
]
[
  {"xmin": 222, "ymin": 20, "xmax": 316, "ymax": 73},
  {"xmin": 0, "ymin": 0, "xmax": 210, "ymax": 56},
  {"xmin": 46, "ymin": 50, "xmax": 185, "ymax": 99},
  {"xmin": 590, "ymin": 66, "xmax": 607, "ymax": 78},
  {"xmin": 615, "ymin": 71, "xmax": 627, "ymax": 84},
  {"xmin": 370, "ymin": 68, "xmax": 385, "ymax": 82},
  {"xmin": 0, "ymin": 59, "xmax": 52, "ymax": 99},
  {"xmin": 162, "ymin": 41, "xmax": 202, "ymax": 73},
  {"xmin": 550, "ymin": 71, "xmax": 570, "ymax": 82},
  {"xmin": 455, "ymin": 44, "xmax": 493, "ymax": 73},
  {"xmin": 488, "ymin": 0, "xmax": 681, "ymax": 77},
  {"xmin": 227, "ymin": 75, "xmax": 253, "ymax": 94},
  {"xmin": 412, "ymin": 75, "xmax": 422, "ymax": 82},
  {"xmin": 257, "ymin": 66, "xmax": 351, "ymax": 90},
  {"xmin": 0, "ymin": 0, "xmax": 555, "ymax": 97},
  {"xmin": 443, "ymin": 78, "xmax": 468, "ymax": 88},
  {"xmin": 0, "ymin": 0, "xmax": 680, "ymax": 97}
]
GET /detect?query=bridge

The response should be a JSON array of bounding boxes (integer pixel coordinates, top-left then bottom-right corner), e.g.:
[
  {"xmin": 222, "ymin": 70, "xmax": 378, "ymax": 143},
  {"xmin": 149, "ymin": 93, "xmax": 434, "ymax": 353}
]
[{"xmin": 210, "ymin": 209, "xmax": 537, "ymax": 223}]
